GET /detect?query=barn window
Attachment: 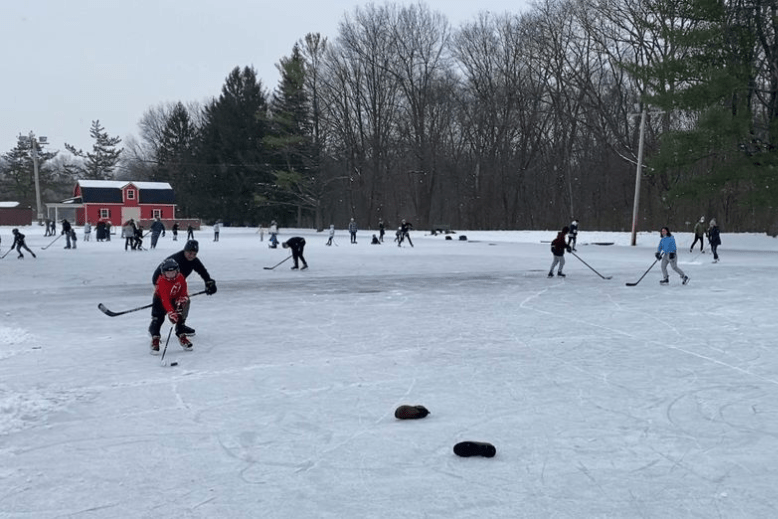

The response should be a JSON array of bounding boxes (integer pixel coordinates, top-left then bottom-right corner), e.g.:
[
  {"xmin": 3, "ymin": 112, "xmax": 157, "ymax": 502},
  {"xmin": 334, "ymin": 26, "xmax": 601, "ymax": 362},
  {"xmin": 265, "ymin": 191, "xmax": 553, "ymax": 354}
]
[
  {"xmin": 126, "ymin": 189, "xmax": 135, "ymax": 200},
  {"xmin": 100, "ymin": 208, "xmax": 110, "ymax": 218},
  {"xmin": 153, "ymin": 209, "xmax": 162, "ymax": 219}
]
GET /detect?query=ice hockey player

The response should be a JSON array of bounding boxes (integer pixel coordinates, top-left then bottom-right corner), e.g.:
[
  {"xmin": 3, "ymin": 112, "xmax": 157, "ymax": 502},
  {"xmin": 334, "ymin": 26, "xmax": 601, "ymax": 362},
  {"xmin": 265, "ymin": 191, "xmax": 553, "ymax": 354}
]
[
  {"xmin": 282, "ymin": 236, "xmax": 308, "ymax": 270},
  {"xmin": 398, "ymin": 219, "xmax": 414, "ymax": 247},
  {"xmin": 149, "ymin": 217, "xmax": 165, "ymax": 249},
  {"xmin": 11, "ymin": 229, "xmax": 36, "ymax": 259},
  {"xmin": 656, "ymin": 226, "xmax": 689, "ymax": 285},
  {"xmin": 690, "ymin": 216, "xmax": 705, "ymax": 253},
  {"xmin": 61, "ymin": 219, "xmax": 73, "ymax": 249},
  {"xmin": 548, "ymin": 227, "xmax": 570, "ymax": 278},
  {"xmin": 568, "ymin": 218, "xmax": 579, "ymax": 251},
  {"xmin": 707, "ymin": 219, "xmax": 721, "ymax": 263},
  {"xmin": 148, "ymin": 258, "xmax": 192, "ymax": 354},
  {"xmin": 149, "ymin": 239, "xmax": 217, "ymax": 344},
  {"xmin": 326, "ymin": 224, "xmax": 335, "ymax": 246}
]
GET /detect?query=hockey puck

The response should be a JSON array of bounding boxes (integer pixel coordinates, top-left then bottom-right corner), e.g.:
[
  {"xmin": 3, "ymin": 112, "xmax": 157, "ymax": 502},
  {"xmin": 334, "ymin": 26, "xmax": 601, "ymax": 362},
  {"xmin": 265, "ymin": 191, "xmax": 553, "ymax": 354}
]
[{"xmin": 170, "ymin": 362, "xmax": 178, "ymax": 366}]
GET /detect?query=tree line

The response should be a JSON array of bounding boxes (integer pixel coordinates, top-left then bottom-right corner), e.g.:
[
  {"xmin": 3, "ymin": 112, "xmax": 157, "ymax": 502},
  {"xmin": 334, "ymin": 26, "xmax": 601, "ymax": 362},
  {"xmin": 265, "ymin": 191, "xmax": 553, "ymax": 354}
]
[{"xmin": 2, "ymin": 0, "xmax": 776, "ymax": 234}]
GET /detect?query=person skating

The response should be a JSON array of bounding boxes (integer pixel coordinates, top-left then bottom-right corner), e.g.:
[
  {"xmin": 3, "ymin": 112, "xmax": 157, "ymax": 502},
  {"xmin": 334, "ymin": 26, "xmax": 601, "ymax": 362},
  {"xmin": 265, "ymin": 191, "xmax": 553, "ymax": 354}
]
[
  {"xmin": 398, "ymin": 219, "xmax": 414, "ymax": 247},
  {"xmin": 11, "ymin": 229, "xmax": 36, "ymax": 259},
  {"xmin": 148, "ymin": 258, "xmax": 192, "ymax": 354},
  {"xmin": 133, "ymin": 225, "xmax": 144, "ymax": 250},
  {"xmin": 348, "ymin": 218, "xmax": 358, "ymax": 244},
  {"xmin": 83, "ymin": 221, "xmax": 92, "ymax": 242},
  {"xmin": 707, "ymin": 219, "xmax": 721, "ymax": 263},
  {"xmin": 171, "ymin": 222, "xmax": 179, "ymax": 241},
  {"xmin": 690, "ymin": 216, "xmax": 705, "ymax": 253},
  {"xmin": 61, "ymin": 219, "xmax": 73, "ymax": 249},
  {"xmin": 123, "ymin": 219, "xmax": 137, "ymax": 251},
  {"xmin": 371, "ymin": 234, "xmax": 381, "ymax": 245},
  {"xmin": 268, "ymin": 220, "xmax": 279, "ymax": 248},
  {"xmin": 150, "ymin": 217, "xmax": 165, "ymax": 249},
  {"xmin": 568, "ymin": 218, "xmax": 579, "ymax": 251},
  {"xmin": 378, "ymin": 218, "xmax": 385, "ymax": 242},
  {"xmin": 150, "ymin": 239, "xmax": 217, "ymax": 341},
  {"xmin": 656, "ymin": 226, "xmax": 689, "ymax": 285},
  {"xmin": 187, "ymin": 224, "xmax": 195, "ymax": 241},
  {"xmin": 548, "ymin": 226, "xmax": 570, "ymax": 277},
  {"xmin": 326, "ymin": 224, "xmax": 335, "ymax": 246},
  {"xmin": 213, "ymin": 221, "xmax": 221, "ymax": 242},
  {"xmin": 282, "ymin": 236, "xmax": 308, "ymax": 270}
]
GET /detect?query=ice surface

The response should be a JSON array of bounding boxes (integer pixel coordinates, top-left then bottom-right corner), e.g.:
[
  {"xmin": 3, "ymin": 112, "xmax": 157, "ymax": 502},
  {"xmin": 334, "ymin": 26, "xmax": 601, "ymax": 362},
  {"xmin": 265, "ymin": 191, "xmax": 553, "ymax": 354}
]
[{"xmin": 1, "ymin": 225, "xmax": 777, "ymax": 517}]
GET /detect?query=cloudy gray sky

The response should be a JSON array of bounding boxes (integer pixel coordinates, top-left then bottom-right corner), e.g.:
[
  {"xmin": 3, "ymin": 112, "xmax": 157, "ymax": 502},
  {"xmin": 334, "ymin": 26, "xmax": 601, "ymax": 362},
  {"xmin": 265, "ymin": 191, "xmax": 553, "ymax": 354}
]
[{"xmin": 1, "ymin": 0, "xmax": 530, "ymax": 156}]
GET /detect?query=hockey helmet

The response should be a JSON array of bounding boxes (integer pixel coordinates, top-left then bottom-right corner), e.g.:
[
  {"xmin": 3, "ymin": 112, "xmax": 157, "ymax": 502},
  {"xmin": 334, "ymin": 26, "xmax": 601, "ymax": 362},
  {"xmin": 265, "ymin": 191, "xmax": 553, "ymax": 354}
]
[{"xmin": 160, "ymin": 258, "xmax": 180, "ymax": 278}]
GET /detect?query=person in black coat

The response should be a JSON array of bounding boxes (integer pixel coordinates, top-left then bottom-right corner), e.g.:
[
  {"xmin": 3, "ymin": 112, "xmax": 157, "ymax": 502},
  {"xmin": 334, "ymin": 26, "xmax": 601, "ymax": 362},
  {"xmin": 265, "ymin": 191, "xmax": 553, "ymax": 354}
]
[
  {"xmin": 707, "ymin": 218, "xmax": 722, "ymax": 263},
  {"xmin": 282, "ymin": 236, "xmax": 308, "ymax": 270},
  {"xmin": 61, "ymin": 219, "xmax": 73, "ymax": 249},
  {"xmin": 11, "ymin": 229, "xmax": 36, "ymax": 259}
]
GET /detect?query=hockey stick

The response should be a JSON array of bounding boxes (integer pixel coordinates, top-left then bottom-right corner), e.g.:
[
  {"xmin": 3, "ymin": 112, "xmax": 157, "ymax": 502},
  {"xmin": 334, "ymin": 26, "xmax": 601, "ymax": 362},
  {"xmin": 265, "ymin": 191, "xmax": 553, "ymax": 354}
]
[
  {"xmin": 0, "ymin": 248, "xmax": 13, "ymax": 259},
  {"xmin": 41, "ymin": 234, "xmax": 62, "ymax": 250},
  {"xmin": 263, "ymin": 255, "xmax": 292, "ymax": 270},
  {"xmin": 570, "ymin": 251, "xmax": 612, "ymax": 279},
  {"xmin": 97, "ymin": 290, "xmax": 207, "ymax": 317},
  {"xmin": 160, "ymin": 327, "xmax": 177, "ymax": 367},
  {"xmin": 625, "ymin": 257, "xmax": 660, "ymax": 286}
]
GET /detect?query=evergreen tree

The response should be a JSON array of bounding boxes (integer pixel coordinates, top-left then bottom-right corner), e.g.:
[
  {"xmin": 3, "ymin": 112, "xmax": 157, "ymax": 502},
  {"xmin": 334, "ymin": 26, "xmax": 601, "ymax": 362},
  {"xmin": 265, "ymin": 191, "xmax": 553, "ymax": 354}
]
[
  {"xmin": 65, "ymin": 120, "xmax": 123, "ymax": 180},
  {"xmin": 156, "ymin": 102, "xmax": 199, "ymax": 216},
  {"xmin": 264, "ymin": 43, "xmax": 322, "ymax": 228},
  {"xmin": 0, "ymin": 136, "xmax": 59, "ymax": 206},
  {"xmin": 195, "ymin": 66, "xmax": 270, "ymax": 223},
  {"xmin": 639, "ymin": 0, "xmax": 777, "ymax": 212}
]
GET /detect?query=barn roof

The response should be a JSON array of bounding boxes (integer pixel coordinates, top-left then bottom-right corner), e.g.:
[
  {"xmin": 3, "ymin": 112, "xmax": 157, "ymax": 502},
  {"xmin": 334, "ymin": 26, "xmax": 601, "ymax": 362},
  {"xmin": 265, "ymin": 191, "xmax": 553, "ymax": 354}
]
[{"xmin": 76, "ymin": 180, "xmax": 175, "ymax": 204}]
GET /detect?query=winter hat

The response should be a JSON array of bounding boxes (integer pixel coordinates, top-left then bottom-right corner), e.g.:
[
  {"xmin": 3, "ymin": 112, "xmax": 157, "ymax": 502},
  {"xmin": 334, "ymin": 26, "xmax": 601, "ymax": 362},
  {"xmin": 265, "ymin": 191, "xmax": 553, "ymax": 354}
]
[
  {"xmin": 700, "ymin": 216, "xmax": 705, "ymax": 222},
  {"xmin": 184, "ymin": 239, "xmax": 199, "ymax": 253}
]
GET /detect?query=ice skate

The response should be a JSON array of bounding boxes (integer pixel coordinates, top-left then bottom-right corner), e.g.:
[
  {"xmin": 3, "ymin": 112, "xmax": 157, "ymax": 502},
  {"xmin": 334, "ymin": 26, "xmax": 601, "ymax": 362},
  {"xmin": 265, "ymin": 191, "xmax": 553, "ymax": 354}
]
[
  {"xmin": 150, "ymin": 336, "xmax": 160, "ymax": 355},
  {"xmin": 682, "ymin": 275, "xmax": 690, "ymax": 285},
  {"xmin": 660, "ymin": 278, "xmax": 669, "ymax": 285},
  {"xmin": 178, "ymin": 335, "xmax": 193, "ymax": 351}
]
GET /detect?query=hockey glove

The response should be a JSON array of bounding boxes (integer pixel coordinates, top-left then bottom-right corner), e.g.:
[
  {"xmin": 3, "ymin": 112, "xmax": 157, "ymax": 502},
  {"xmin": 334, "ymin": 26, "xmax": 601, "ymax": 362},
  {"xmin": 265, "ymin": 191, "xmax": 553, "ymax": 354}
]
[
  {"xmin": 175, "ymin": 296, "xmax": 189, "ymax": 308},
  {"xmin": 205, "ymin": 279, "xmax": 217, "ymax": 295},
  {"xmin": 167, "ymin": 311, "xmax": 180, "ymax": 324},
  {"xmin": 566, "ymin": 246, "xmax": 572, "ymax": 253},
  {"xmin": 669, "ymin": 252, "xmax": 676, "ymax": 260},
  {"xmin": 655, "ymin": 252, "xmax": 662, "ymax": 260}
]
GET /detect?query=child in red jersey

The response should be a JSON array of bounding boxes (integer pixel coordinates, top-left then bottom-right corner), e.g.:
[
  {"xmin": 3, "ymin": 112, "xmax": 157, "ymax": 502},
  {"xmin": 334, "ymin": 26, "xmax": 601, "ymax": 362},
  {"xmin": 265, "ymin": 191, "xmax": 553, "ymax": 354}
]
[{"xmin": 148, "ymin": 258, "xmax": 192, "ymax": 354}]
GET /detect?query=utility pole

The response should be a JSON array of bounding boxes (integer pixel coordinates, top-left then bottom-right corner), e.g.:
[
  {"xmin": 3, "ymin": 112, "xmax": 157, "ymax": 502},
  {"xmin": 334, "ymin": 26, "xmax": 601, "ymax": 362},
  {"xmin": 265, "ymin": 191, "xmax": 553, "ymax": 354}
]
[
  {"xmin": 22, "ymin": 132, "xmax": 47, "ymax": 225},
  {"xmin": 630, "ymin": 110, "xmax": 646, "ymax": 246}
]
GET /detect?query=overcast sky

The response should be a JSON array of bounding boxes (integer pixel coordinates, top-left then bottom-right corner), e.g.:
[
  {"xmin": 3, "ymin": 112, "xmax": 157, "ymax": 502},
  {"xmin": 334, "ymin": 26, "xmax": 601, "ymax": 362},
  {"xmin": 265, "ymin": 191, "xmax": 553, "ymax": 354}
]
[{"xmin": 1, "ymin": 0, "xmax": 531, "ymax": 157}]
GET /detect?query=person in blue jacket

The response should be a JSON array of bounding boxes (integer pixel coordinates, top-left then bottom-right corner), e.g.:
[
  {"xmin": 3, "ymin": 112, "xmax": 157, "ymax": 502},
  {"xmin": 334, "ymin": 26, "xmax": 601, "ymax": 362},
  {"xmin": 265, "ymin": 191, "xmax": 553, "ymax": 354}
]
[{"xmin": 656, "ymin": 226, "xmax": 689, "ymax": 285}]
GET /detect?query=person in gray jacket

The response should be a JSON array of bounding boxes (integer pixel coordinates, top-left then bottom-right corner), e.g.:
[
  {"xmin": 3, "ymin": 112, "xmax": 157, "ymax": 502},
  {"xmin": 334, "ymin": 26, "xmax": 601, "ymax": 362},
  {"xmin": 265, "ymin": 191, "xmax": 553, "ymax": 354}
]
[{"xmin": 150, "ymin": 217, "xmax": 166, "ymax": 249}]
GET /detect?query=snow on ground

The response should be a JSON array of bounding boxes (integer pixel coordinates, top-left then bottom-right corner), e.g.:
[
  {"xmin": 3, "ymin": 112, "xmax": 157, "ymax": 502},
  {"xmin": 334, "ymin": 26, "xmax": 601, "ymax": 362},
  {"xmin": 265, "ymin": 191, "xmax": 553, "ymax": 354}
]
[{"xmin": 1, "ymin": 224, "xmax": 778, "ymax": 518}]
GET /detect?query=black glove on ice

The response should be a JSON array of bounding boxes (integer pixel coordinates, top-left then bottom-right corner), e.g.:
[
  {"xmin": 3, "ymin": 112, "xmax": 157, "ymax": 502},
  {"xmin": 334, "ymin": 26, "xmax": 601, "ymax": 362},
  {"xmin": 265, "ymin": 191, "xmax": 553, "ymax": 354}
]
[
  {"xmin": 205, "ymin": 279, "xmax": 217, "ymax": 295},
  {"xmin": 655, "ymin": 252, "xmax": 662, "ymax": 260}
]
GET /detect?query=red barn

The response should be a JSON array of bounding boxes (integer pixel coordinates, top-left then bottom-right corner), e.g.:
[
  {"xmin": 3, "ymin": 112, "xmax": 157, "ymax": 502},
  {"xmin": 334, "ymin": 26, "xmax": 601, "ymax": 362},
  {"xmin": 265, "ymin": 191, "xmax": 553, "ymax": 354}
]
[{"xmin": 71, "ymin": 180, "xmax": 176, "ymax": 226}]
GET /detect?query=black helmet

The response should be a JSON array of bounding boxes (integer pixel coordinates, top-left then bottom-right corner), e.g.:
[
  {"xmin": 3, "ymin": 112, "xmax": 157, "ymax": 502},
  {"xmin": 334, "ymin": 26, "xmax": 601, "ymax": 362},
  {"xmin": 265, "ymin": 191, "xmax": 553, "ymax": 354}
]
[
  {"xmin": 184, "ymin": 239, "xmax": 199, "ymax": 253},
  {"xmin": 160, "ymin": 258, "xmax": 180, "ymax": 275}
]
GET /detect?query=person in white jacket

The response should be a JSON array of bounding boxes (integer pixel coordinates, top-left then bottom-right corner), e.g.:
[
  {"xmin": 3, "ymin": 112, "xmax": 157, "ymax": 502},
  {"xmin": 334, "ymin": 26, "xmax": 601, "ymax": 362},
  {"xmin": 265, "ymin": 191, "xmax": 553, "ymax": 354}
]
[{"xmin": 326, "ymin": 225, "xmax": 335, "ymax": 246}]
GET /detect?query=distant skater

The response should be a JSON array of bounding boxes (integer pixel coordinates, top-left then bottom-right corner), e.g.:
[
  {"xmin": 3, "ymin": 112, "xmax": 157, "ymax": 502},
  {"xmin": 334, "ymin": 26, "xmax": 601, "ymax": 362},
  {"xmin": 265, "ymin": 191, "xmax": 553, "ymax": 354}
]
[
  {"xmin": 282, "ymin": 237, "xmax": 308, "ymax": 270},
  {"xmin": 11, "ymin": 229, "xmax": 36, "ymax": 259},
  {"xmin": 568, "ymin": 218, "xmax": 578, "ymax": 251},
  {"xmin": 707, "ymin": 219, "xmax": 721, "ymax": 263},
  {"xmin": 690, "ymin": 216, "xmax": 705, "ymax": 253}
]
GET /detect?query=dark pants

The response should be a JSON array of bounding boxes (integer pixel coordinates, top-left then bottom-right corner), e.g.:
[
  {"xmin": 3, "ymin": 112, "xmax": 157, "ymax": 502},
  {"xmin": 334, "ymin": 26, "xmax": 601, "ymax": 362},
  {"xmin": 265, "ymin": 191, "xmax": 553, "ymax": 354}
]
[
  {"xmin": 291, "ymin": 246, "xmax": 307, "ymax": 268},
  {"xmin": 149, "ymin": 296, "xmax": 190, "ymax": 337},
  {"xmin": 151, "ymin": 232, "xmax": 161, "ymax": 248},
  {"xmin": 690, "ymin": 235, "xmax": 704, "ymax": 251}
]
